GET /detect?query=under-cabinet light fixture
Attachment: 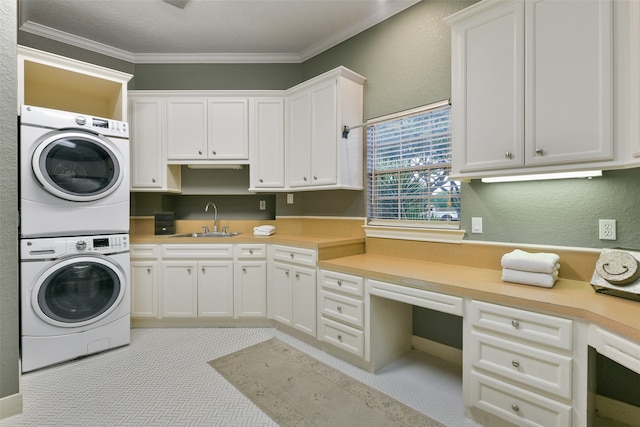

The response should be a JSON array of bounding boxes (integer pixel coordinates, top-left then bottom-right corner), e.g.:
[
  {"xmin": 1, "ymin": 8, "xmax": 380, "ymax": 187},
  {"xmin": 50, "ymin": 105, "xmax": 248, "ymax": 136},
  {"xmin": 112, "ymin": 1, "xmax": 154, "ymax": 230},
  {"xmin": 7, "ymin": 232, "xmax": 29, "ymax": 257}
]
[
  {"xmin": 187, "ymin": 164, "xmax": 244, "ymax": 170},
  {"xmin": 481, "ymin": 170, "xmax": 602, "ymax": 183}
]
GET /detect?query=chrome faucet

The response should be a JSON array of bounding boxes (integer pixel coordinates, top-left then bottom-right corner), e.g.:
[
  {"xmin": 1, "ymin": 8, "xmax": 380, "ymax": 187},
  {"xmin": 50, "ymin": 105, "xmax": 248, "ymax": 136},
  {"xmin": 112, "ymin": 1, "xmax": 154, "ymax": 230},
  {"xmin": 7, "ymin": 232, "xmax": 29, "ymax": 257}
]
[{"xmin": 205, "ymin": 202, "xmax": 218, "ymax": 232}]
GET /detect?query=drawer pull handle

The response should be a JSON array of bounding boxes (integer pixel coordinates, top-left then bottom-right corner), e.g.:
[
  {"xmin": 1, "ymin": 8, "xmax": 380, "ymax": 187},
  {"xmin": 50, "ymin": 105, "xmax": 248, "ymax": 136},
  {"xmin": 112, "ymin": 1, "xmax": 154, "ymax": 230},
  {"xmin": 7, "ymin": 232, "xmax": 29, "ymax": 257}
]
[
  {"xmin": 512, "ymin": 360, "xmax": 520, "ymax": 368},
  {"xmin": 249, "ymin": 249, "xmax": 254, "ymax": 255},
  {"xmin": 337, "ymin": 334, "xmax": 343, "ymax": 341},
  {"xmin": 337, "ymin": 280, "xmax": 343, "ymax": 286},
  {"xmin": 337, "ymin": 306, "xmax": 342, "ymax": 312},
  {"xmin": 290, "ymin": 253, "xmax": 295, "ymax": 259},
  {"xmin": 505, "ymin": 151, "xmax": 514, "ymax": 159},
  {"xmin": 511, "ymin": 404, "xmax": 520, "ymax": 412},
  {"xmin": 511, "ymin": 320, "xmax": 520, "ymax": 329}
]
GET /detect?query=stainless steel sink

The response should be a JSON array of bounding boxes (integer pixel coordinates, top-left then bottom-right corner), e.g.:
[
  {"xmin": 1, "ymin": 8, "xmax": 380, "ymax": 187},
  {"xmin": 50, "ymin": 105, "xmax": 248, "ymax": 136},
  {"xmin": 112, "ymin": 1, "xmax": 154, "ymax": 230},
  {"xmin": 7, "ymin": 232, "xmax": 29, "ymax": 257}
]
[{"xmin": 170, "ymin": 231, "xmax": 240, "ymax": 238}]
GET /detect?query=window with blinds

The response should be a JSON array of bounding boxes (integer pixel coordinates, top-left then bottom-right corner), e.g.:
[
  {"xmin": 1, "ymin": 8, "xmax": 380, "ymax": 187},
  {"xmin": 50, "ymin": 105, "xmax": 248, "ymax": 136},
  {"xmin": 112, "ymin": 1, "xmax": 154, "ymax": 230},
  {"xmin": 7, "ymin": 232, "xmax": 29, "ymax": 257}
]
[{"xmin": 366, "ymin": 101, "xmax": 460, "ymax": 228}]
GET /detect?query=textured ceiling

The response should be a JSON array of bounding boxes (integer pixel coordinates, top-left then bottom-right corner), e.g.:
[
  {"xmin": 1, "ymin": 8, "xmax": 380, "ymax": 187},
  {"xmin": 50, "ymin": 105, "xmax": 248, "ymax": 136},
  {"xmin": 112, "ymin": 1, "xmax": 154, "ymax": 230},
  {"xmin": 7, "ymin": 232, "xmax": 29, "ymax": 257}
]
[{"xmin": 19, "ymin": 0, "xmax": 420, "ymax": 63}]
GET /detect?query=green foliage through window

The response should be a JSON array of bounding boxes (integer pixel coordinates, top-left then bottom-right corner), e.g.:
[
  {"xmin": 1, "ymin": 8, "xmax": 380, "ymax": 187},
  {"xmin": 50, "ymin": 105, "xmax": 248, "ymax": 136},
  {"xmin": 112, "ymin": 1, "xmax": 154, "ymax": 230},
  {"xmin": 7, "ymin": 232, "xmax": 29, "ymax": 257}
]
[{"xmin": 367, "ymin": 103, "xmax": 460, "ymax": 225}]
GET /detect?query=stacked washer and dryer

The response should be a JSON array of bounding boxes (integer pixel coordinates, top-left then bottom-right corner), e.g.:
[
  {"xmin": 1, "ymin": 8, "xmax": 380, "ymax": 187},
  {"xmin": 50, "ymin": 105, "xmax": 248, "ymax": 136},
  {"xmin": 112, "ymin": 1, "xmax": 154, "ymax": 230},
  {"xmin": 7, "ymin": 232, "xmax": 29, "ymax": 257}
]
[{"xmin": 19, "ymin": 105, "xmax": 131, "ymax": 372}]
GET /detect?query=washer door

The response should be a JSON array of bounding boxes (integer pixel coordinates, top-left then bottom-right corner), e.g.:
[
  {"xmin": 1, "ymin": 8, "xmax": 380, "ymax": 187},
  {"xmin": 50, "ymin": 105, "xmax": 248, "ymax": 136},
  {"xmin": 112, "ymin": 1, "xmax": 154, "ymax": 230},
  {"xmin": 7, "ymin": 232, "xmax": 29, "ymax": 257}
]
[
  {"xmin": 32, "ymin": 130, "xmax": 124, "ymax": 202},
  {"xmin": 31, "ymin": 255, "xmax": 127, "ymax": 328}
]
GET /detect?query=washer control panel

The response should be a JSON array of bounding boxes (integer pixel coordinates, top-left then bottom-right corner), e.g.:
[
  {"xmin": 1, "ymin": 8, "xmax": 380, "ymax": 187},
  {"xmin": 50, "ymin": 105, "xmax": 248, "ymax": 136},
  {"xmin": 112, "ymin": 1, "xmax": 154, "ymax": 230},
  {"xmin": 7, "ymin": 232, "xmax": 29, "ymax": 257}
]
[{"xmin": 21, "ymin": 234, "xmax": 129, "ymax": 259}]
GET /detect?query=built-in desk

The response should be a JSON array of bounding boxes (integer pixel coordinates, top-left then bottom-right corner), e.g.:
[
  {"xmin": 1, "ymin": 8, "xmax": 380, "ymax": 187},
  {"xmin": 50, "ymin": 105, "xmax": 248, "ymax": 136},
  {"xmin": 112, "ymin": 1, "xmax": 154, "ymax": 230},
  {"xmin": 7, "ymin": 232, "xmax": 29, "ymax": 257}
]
[{"xmin": 318, "ymin": 253, "xmax": 640, "ymax": 427}]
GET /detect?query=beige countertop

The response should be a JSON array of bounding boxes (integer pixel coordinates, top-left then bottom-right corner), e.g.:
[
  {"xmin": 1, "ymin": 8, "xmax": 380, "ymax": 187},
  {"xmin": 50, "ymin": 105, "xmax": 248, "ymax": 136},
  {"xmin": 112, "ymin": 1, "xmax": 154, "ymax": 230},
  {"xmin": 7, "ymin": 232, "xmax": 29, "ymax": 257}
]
[
  {"xmin": 318, "ymin": 253, "xmax": 640, "ymax": 343},
  {"xmin": 131, "ymin": 233, "xmax": 364, "ymax": 249}
]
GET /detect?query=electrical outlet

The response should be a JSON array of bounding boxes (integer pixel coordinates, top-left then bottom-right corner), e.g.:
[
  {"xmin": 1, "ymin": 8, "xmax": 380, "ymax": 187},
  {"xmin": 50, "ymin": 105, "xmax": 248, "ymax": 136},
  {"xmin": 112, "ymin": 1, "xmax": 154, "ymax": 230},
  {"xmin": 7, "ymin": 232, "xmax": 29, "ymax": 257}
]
[
  {"xmin": 259, "ymin": 200, "xmax": 266, "ymax": 210},
  {"xmin": 599, "ymin": 219, "xmax": 616, "ymax": 240},
  {"xmin": 287, "ymin": 193, "xmax": 294, "ymax": 204}
]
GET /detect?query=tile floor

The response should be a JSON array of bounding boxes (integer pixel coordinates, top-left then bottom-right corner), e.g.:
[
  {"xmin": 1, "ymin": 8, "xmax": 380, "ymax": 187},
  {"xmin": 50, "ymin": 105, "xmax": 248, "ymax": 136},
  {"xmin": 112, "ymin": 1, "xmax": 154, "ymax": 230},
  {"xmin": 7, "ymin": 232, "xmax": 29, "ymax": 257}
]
[{"xmin": 2, "ymin": 328, "xmax": 480, "ymax": 427}]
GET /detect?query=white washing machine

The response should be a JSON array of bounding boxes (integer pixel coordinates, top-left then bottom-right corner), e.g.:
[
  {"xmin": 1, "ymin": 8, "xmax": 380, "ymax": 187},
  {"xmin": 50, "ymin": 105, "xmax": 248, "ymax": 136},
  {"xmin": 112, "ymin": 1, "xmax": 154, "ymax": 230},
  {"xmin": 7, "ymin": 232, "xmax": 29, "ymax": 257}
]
[
  {"xmin": 20, "ymin": 105, "xmax": 130, "ymax": 238},
  {"xmin": 21, "ymin": 234, "xmax": 130, "ymax": 372}
]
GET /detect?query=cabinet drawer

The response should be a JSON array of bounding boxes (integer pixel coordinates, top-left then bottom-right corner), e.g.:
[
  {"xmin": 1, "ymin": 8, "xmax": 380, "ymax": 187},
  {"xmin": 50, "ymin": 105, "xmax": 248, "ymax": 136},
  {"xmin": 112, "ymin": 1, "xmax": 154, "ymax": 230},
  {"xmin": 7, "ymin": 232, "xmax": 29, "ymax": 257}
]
[
  {"xmin": 130, "ymin": 244, "xmax": 158, "ymax": 259},
  {"xmin": 319, "ymin": 270, "xmax": 364, "ymax": 297},
  {"xmin": 469, "ymin": 300, "xmax": 573, "ymax": 351},
  {"xmin": 320, "ymin": 317, "xmax": 364, "ymax": 357},
  {"xmin": 320, "ymin": 291, "xmax": 363, "ymax": 329},
  {"xmin": 470, "ymin": 331, "xmax": 573, "ymax": 399},
  {"xmin": 589, "ymin": 325, "xmax": 640, "ymax": 375},
  {"xmin": 271, "ymin": 245, "xmax": 317, "ymax": 266},
  {"xmin": 368, "ymin": 279, "xmax": 463, "ymax": 316},
  {"xmin": 235, "ymin": 244, "xmax": 266, "ymax": 259},
  {"xmin": 161, "ymin": 244, "xmax": 234, "ymax": 259},
  {"xmin": 469, "ymin": 371, "xmax": 571, "ymax": 427}
]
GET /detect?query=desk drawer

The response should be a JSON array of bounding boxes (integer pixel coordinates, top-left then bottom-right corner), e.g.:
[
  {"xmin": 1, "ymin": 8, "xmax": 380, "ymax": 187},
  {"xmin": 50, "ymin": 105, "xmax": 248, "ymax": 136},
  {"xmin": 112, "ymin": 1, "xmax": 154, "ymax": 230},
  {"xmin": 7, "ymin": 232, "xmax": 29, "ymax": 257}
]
[
  {"xmin": 469, "ymin": 371, "xmax": 571, "ymax": 427},
  {"xmin": 470, "ymin": 331, "xmax": 573, "ymax": 399},
  {"xmin": 320, "ymin": 317, "xmax": 364, "ymax": 357},
  {"xmin": 319, "ymin": 270, "xmax": 364, "ymax": 297},
  {"xmin": 320, "ymin": 291, "xmax": 363, "ymax": 329},
  {"xmin": 161, "ymin": 244, "xmax": 234, "ymax": 259},
  {"xmin": 469, "ymin": 300, "xmax": 573, "ymax": 351}
]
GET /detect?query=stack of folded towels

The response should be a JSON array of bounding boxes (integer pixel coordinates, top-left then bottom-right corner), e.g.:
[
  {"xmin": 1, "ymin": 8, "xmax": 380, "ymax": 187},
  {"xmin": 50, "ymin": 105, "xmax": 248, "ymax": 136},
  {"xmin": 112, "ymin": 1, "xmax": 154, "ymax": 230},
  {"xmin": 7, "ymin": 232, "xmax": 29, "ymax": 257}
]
[
  {"xmin": 253, "ymin": 225, "xmax": 275, "ymax": 236},
  {"xmin": 501, "ymin": 249, "xmax": 560, "ymax": 288}
]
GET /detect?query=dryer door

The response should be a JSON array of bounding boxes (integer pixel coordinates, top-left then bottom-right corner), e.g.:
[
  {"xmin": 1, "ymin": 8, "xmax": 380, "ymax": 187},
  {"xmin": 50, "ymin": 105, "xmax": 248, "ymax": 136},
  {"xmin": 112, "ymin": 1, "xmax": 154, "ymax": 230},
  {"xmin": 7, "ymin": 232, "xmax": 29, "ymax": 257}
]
[
  {"xmin": 31, "ymin": 255, "xmax": 127, "ymax": 328},
  {"xmin": 31, "ymin": 130, "xmax": 125, "ymax": 202}
]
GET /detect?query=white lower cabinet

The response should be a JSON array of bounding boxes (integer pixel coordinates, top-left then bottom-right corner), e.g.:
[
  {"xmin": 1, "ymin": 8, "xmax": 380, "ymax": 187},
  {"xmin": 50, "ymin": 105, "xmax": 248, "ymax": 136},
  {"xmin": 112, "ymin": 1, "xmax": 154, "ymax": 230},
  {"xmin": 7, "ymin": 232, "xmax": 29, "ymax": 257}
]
[
  {"xmin": 160, "ymin": 244, "xmax": 234, "ymax": 318},
  {"xmin": 318, "ymin": 270, "xmax": 365, "ymax": 357},
  {"xmin": 130, "ymin": 244, "xmax": 159, "ymax": 318},
  {"xmin": 464, "ymin": 300, "xmax": 581, "ymax": 427},
  {"xmin": 235, "ymin": 244, "xmax": 267, "ymax": 318},
  {"xmin": 268, "ymin": 245, "xmax": 317, "ymax": 337}
]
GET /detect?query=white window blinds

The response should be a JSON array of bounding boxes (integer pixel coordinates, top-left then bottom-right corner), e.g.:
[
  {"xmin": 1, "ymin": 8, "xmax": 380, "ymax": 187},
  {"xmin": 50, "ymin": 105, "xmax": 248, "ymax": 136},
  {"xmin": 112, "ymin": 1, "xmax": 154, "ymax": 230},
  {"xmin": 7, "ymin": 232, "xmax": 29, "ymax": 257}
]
[{"xmin": 367, "ymin": 101, "xmax": 460, "ymax": 227}]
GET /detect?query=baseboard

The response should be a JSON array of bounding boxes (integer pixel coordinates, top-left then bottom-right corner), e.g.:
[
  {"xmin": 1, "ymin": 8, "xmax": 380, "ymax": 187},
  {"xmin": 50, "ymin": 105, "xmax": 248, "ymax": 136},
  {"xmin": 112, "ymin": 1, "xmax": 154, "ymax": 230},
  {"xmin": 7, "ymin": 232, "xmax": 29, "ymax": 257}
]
[
  {"xmin": 0, "ymin": 392, "xmax": 23, "ymax": 420},
  {"xmin": 596, "ymin": 394, "xmax": 640, "ymax": 426},
  {"xmin": 411, "ymin": 335, "xmax": 462, "ymax": 367}
]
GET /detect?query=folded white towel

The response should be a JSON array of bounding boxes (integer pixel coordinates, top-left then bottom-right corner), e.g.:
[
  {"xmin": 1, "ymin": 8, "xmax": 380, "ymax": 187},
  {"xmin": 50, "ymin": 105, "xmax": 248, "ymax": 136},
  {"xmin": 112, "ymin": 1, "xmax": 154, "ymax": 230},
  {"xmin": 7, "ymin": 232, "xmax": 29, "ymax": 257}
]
[
  {"xmin": 501, "ymin": 249, "xmax": 560, "ymax": 273},
  {"xmin": 502, "ymin": 268, "xmax": 558, "ymax": 288},
  {"xmin": 253, "ymin": 225, "xmax": 275, "ymax": 236}
]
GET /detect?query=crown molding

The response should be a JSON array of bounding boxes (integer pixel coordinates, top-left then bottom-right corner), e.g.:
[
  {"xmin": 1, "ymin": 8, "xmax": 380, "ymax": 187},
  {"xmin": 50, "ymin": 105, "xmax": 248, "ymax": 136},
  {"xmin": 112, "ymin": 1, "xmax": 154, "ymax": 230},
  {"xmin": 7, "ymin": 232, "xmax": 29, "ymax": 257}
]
[{"xmin": 18, "ymin": 0, "xmax": 421, "ymax": 64}]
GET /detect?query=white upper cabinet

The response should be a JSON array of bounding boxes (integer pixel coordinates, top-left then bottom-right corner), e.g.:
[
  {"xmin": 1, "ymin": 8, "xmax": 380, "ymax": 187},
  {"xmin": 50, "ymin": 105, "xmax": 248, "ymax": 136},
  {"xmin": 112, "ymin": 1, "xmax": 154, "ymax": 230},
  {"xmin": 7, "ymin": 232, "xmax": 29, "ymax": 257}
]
[
  {"xmin": 249, "ymin": 98, "xmax": 285, "ymax": 190},
  {"xmin": 446, "ymin": 0, "xmax": 618, "ymax": 178},
  {"xmin": 166, "ymin": 97, "xmax": 248, "ymax": 162},
  {"xmin": 286, "ymin": 67, "xmax": 365, "ymax": 191}
]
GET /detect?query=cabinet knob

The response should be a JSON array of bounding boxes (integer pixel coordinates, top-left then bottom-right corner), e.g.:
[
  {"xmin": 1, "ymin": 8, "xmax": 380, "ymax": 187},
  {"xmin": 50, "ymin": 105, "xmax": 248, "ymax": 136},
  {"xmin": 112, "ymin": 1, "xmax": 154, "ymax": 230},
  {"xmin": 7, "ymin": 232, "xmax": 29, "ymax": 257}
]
[
  {"xmin": 152, "ymin": 178, "xmax": 156, "ymax": 183},
  {"xmin": 243, "ymin": 267, "xmax": 247, "ymax": 273},
  {"xmin": 285, "ymin": 271, "xmax": 290, "ymax": 277},
  {"xmin": 337, "ymin": 305, "xmax": 342, "ymax": 312},
  {"xmin": 295, "ymin": 273, "xmax": 300, "ymax": 279},
  {"xmin": 146, "ymin": 268, "xmax": 151, "ymax": 273},
  {"xmin": 249, "ymin": 249, "xmax": 254, "ymax": 255},
  {"xmin": 198, "ymin": 150, "xmax": 203, "ymax": 155},
  {"xmin": 187, "ymin": 268, "xmax": 192, "ymax": 274},
  {"xmin": 313, "ymin": 176, "xmax": 318, "ymax": 180},
  {"xmin": 511, "ymin": 320, "xmax": 520, "ymax": 329},
  {"xmin": 505, "ymin": 152, "xmax": 514, "ymax": 159},
  {"xmin": 202, "ymin": 267, "xmax": 205, "ymax": 273},
  {"xmin": 337, "ymin": 334, "xmax": 343, "ymax": 341},
  {"xmin": 511, "ymin": 404, "xmax": 520, "ymax": 412},
  {"xmin": 303, "ymin": 176, "xmax": 308, "ymax": 181},
  {"xmin": 512, "ymin": 360, "xmax": 520, "ymax": 368},
  {"xmin": 337, "ymin": 280, "xmax": 342, "ymax": 286},
  {"xmin": 535, "ymin": 147, "xmax": 544, "ymax": 156},
  {"xmin": 212, "ymin": 150, "xmax": 217, "ymax": 155},
  {"xmin": 290, "ymin": 253, "xmax": 294, "ymax": 259},
  {"xmin": 259, "ymin": 179, "xmax": 264, "ymax": 183}
]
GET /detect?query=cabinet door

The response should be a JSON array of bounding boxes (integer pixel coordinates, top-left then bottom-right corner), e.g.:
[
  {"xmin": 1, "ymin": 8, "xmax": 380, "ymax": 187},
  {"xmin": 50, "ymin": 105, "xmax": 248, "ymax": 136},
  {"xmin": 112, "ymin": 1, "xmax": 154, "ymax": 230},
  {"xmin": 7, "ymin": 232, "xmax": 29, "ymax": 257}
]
[
  {"xmin": 129, "ymin": 99, "xmax": 163, "ymax": 189},
  {"xmin": 287, "ymin": 90, "xmax": 312, "ymax": 187},
  {"xmin": 269, "ymin": 262, "xmax": 293, "ymax": 325},
  {"xmin": 250, "ymin": 98, "xmax": 285, "ymax": 189},
  {"xmin": 166, "ymin": 98, "xmax": 208, "ymax": 160},
  {"xmin": 161, "ymin": 261, "xmax": 198, "ymax": 317},
  {"xmin": 235, "ymin": 261, "xmax": 267, "ymax": 317},
  {"xmin": 451, "ymin": 0, "xmax": 525, "ymax": 172},
  {"xmin": 524, "ymin": 0, "xmax": 612, "ymax": 166},
  {"xmin": 130, "ymin": 260, "xmax": 158, "ymax": 318},
  {"xmin": 292, "ymin": 266, "xmax": 317, "ymax": 336},
  {"xmin": 310, "ymin": 79, "xmax": 338, "ymax": 186},
  {"xmin": 198, "ymin": 261, "xmax": 234, "ymax": 317},
  {"xmin": 208, "ymin": 98, "xmax": 249, "ymax": 159}
]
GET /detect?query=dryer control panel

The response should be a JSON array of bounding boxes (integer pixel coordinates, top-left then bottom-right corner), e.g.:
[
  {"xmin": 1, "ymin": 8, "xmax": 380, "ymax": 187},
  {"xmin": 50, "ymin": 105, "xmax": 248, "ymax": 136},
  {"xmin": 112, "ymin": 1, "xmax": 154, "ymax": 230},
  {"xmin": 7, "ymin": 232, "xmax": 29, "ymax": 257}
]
[{"xmin": 21, "ymin": 105, "xmax": 128, "ymax": 138}]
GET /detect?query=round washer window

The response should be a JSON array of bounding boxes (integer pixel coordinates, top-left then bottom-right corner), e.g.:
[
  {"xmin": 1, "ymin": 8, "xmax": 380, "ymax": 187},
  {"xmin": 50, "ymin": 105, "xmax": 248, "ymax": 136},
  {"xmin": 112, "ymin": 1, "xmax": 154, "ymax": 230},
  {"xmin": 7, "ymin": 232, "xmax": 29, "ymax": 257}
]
[{"xmin": 37, "ymin": 260, "xmax": 122, "ymax": 324}]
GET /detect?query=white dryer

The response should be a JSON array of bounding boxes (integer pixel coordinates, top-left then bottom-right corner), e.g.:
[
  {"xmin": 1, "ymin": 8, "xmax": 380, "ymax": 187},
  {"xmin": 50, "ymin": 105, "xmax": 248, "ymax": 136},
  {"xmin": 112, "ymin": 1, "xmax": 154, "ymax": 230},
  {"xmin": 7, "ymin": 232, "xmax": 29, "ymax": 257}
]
[
  {"xmin": 20, "ymin": 105, "xmax": 130, "ymax": 238},
  {"xmin": 21, "ymin": 234, "xmax": 130, "ymax": 372}
]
